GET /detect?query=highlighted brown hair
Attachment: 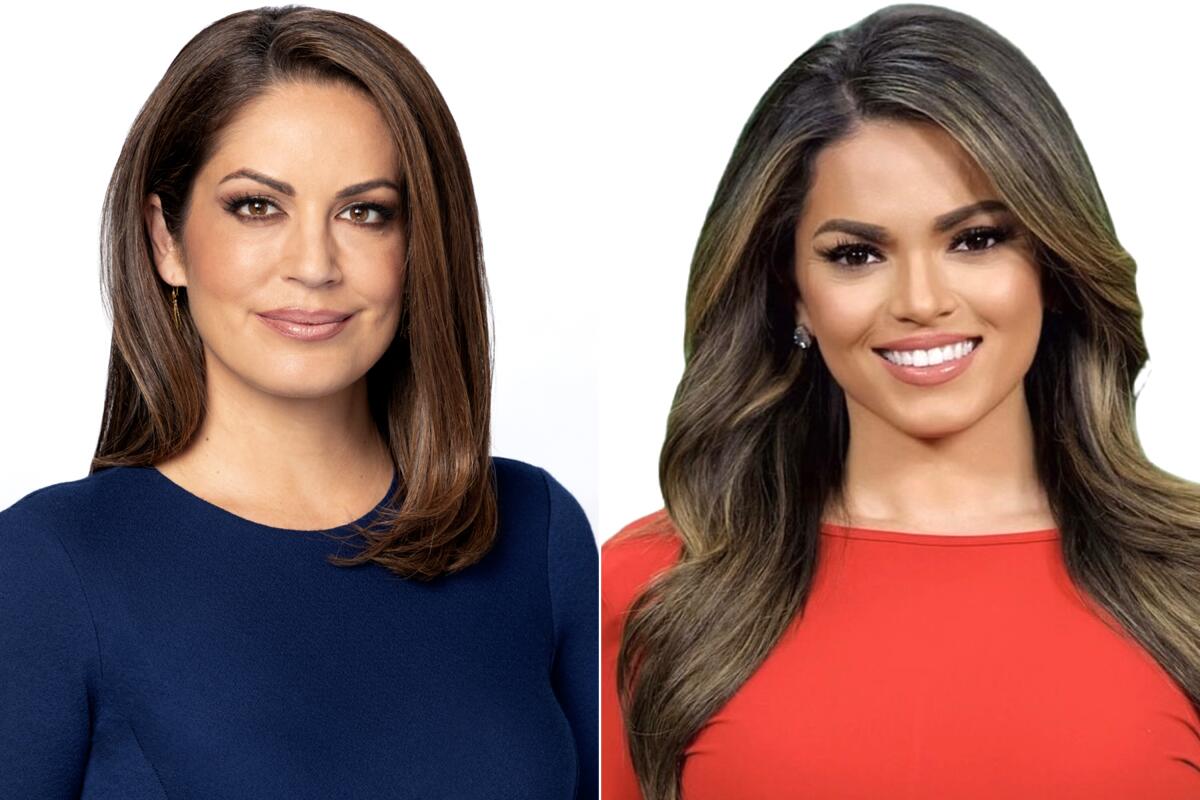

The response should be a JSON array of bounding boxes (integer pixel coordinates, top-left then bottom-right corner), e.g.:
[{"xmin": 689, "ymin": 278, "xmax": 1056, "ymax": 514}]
[{"xmin": 616, "ymin": 4, "xmax": 1200, "ymax": 797}]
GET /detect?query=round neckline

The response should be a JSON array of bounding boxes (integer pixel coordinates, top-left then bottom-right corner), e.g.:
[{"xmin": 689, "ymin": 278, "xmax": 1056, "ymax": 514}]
[
  {"xmin": 142, "ymin": 465, "xmax": 398, "ymax": 534},
  {"xmin": 820, "ymin": 521, "xmax": 1059, "ymax": 546}
]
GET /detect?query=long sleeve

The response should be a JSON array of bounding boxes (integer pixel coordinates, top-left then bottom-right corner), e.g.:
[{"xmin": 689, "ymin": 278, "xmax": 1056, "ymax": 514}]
[
  {"xmin": 543, "ymin": 469, "xmax": 599, "ymax": 799},
  {"xmin": 2, "ymin": 460, "xmax": 597, "ymax": 798},
  {"xmin": 0, "ymin": 493, "xmax": 100, "ymax": 798}
]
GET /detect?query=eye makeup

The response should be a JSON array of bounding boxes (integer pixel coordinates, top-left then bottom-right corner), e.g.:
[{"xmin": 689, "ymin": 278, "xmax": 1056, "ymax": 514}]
[
  {"xmin": 221, "ymin": 193, "xmax": 399, "ymax": 227},
  {"xmin": 815, "ymin": 224, "xmax": 1017, "ymax": 271}
]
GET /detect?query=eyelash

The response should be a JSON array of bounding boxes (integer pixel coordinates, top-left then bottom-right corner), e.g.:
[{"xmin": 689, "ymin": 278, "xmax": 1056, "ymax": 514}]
[
  {"xmin": 221, "ymin": 193, "xmax": 399, "ymax": 227},
  {"xmin": 816, "ymin": 225, "xmax": 1016, "ymax": 270}
]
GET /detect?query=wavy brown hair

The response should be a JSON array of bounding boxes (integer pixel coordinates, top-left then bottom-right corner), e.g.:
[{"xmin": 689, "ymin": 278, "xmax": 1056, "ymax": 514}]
[
  {"xmin": 615, "ymin": 4, "xmax": 1200, "ymax": 797},
  {"xmin": 92, "ymin": 5, "xmax": 495, "ymax": 580}
]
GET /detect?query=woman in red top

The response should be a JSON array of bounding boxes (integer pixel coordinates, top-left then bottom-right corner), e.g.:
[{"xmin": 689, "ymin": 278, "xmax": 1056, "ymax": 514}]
[{"xmin": 602, "ymin": 5, "xmax": 1200, "ymax": 799}]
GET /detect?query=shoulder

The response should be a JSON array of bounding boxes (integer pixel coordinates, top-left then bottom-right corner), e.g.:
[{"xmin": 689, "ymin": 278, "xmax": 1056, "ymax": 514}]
[
  {"xmin": 0, "ymin": 479, "xmax": 84, "ymax": 586},
  {"xmin": 0, "ymin": 466, "xmax": 142, "ymax": 543},
  {"xmin": 0, "ymin": 462, "xmax": 154, "ymax": 551},
  {"xmin": 490, "ymin": 455, "xmax": 559, "ymax": 504},
  {"xmin": 0, "ymin": 466, "xmax": 164, "ymax": 590},
  {"xmin": 488, "ymin": 457, "xmax": 595, "ymax": 624},
  {"xmin": 490, "ymin": 456, "xmax": 588, "ymax": 524},
  {"xmin": 490, "ymin": 455, "xmax": 545, "ymax": 486},
  {"xmin": 601, "ymin": 509, "xmax": 683, "ymax": 619},
  {"xmin": 0, "ymin": 474, "xmax": 113, "ymax": 673},
  {"xmin": 488, "ymin": 455, "xmax": 594, "ymax": 559}
]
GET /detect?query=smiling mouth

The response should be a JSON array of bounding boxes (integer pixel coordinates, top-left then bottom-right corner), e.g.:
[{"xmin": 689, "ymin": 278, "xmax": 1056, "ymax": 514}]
[{"xmin": 872, "ymin": 337, "xmax": 984, "ymax": 362}]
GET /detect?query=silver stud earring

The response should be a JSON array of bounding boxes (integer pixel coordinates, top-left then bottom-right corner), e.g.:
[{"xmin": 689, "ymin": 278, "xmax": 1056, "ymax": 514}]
[{"xmin": 793, "ymin": 324, "xmax": 812, "ymax": 349}]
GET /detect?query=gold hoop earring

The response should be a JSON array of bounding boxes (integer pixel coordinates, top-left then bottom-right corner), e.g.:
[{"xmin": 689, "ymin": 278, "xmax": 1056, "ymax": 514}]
[{"xmin": 171, "ymin": 286, "xmax": 180, "ymax": 331}]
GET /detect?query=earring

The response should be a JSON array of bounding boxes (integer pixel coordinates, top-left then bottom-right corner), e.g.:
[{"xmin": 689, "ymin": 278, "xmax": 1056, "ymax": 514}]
[
  {"xmin": 793, "ymin": 324, "xmax": 812, "ymax": 349},
  {"xmin": 171, "ymin": 286, "xmax": 181, "ymax": 331}
]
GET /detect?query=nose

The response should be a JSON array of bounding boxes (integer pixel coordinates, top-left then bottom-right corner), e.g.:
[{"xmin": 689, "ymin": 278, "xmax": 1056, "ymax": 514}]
[
  {"xmin": 285, "ymin": 207, "xmax": 342, "ymax": 287},
  {"xmin": 886, "ymin": 249, "xmax": 957, "ymax": 324}
]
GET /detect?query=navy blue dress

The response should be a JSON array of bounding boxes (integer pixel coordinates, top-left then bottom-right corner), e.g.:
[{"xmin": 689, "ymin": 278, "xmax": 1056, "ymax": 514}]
[{"xmin": 0, "ymin": 457, "xmax": 597, "ymax": 799}]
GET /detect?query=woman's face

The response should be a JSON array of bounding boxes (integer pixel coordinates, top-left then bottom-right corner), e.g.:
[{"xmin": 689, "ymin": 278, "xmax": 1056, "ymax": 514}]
[
  {"xmin": 145, "ymin": 79, "xmax": 405, "ymax": 401},
  {"xmin": 793, "ymin": 118, "xmax": 1044, "ymax": 439}
]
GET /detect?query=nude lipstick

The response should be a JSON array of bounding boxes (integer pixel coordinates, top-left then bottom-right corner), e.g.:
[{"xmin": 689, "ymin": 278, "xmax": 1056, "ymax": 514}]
[{"xmin": 256, "ymin": 308, "xmax": 354, "ymax": 342}]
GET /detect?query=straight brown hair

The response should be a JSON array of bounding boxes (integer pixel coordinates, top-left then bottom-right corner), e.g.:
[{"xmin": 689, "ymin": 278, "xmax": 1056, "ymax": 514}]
[
  {"xmin": 617, "ymin": 4, "xmax": 1200, "ymax": 797},
  {"xmin": 93, "ymin": 5, "xmax": 496, "ymax": 580}
]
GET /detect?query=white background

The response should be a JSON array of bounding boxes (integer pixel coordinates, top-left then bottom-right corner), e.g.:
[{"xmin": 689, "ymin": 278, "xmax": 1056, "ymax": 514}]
[{"xmin": 1, "ymin": 2, "xmax": 1196, "ymax": 543}]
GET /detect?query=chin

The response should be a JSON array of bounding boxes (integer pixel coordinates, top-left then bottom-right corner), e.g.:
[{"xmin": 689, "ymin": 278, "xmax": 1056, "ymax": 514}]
[
  {"xmin": 247, "ymin": 368, "xmax": 364, "ymax": 400},
  {"xmin": 890, "ymin": 409, "xmax": 979, "ymax": 440}
]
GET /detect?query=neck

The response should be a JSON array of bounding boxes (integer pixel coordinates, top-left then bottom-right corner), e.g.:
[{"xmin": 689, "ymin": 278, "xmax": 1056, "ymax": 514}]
[
  {"xmin": 157, "ymin": 348, "xmax": 393, "ymax": 508},
  {"xmin": 832, "ymin": 382, "xmax": 1051, "ymax": 531}
]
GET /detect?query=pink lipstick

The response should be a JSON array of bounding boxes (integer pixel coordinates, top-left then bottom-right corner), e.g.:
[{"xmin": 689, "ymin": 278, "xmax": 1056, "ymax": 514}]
[{"xmin": 874, "ymin": 337, "xmax": 982, "ymax": 387}]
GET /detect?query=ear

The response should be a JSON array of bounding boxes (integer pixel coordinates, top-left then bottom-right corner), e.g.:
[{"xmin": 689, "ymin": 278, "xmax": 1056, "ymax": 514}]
[
  {"xmin": 143, "ymin": 193, "xmax": 187, "ymax": 287},
  {"xmin": 794, "ymin": 295, "xmax": 810, "ymax": 330}
]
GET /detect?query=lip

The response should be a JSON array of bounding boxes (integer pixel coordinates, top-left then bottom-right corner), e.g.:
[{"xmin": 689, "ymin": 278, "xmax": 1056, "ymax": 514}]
[
  {"xmin": 259, "ymin": 308, "xmax": 353, "ymax": 324},
  {"xmin": 874, "ymin": 332, "xmax": 981, "ymax": 350},
  {"xmin": 256, "ymin": 311, "xmax": 354, "ymax": 342},
  {"xmin": 874, "ymin": 337, "xmax": 982, "ymax": 387}
]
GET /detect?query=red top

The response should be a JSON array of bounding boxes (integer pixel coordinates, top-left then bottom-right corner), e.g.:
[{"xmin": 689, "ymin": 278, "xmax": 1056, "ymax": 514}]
[{"xmin": 602, "ymin": 511, "xmax": 1200, "ymax": 799}]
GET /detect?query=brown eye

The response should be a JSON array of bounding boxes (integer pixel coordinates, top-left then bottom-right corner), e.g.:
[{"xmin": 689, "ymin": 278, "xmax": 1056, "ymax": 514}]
[
  {"xmin": 951, "ymin": 225, "xmax": 1014, "ymax": 253},
  {"xmin": 341, "ymin": 204, "xmax": 378, "ymax": 224},
  {"xmin": 223, "ymin": 195, "xmax": 281, "ymax": 221},
  {"xmin": 337, "ymin": 202, "xmax": 398, "ymax": 226},
  {"xmin": 817, "ymin": 240, "xmax": 883, "ymax": 270}
]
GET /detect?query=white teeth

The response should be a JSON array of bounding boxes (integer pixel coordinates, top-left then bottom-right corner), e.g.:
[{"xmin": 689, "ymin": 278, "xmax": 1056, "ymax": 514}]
[{"xmin": 881, "ymin": 339, "xmax": 976, "ymax": 366}]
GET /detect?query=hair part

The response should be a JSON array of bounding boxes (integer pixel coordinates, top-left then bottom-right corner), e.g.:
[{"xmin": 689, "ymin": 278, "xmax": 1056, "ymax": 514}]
[
  {"xmin": 94, "ymin": 4, "xmax": 496, "ymax": 579},
  {"xmin": 617, "ymin": 4, "xmax": 1200, "ymax": 797}
]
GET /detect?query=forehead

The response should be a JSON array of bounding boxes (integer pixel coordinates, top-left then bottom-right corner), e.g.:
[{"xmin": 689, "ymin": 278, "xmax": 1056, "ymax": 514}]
[
  {"xmin": 204, "ymin": 80, "xmax": 401, "ymax": 181},
  {"xmin": 800, "ymin": 119, "xmax": 998, "ymax": 230}
]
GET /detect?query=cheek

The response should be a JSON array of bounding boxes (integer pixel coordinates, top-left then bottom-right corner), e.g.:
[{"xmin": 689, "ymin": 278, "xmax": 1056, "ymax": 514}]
[
  {"xmin": 350, "ymin": 239, "xmax": 406, "ymax": 312},
  {"xmin": 962, "ymin": 262, "xmax": 1045, "ymax": 359},
  {"xmin": 337, "ymin": 240, "xmax": 406, "ymax": 354},
  {"xmin": 806, "ymin": 281, "xmax": 882, "ymax": 349},
  {"xmin": 182, "ymin": 227, "xmax": 269, "ymax": 314}
]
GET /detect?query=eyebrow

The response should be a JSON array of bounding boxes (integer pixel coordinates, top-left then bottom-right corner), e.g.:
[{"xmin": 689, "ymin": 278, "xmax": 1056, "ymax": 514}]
[
  {"xmin": 812, "ymin": 200, "xmax": 1011, "ymax": 245},
  {"xmin": 217, "ymin": 168, "xmax": 401, "ymax": 200}
]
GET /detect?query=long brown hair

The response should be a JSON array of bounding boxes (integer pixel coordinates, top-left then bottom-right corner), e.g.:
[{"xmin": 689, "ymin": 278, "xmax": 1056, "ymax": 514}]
[
  {"xmin": 93, "ymin": 5, "xmax": 496, "ymax": 580},
  {"xmin": 616, "ymin": 4, "xmax": 1200, "ymax": 797}
]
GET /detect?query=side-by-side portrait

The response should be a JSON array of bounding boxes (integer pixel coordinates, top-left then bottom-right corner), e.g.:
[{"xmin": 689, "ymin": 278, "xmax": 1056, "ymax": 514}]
[{"xmin": 1, "ymin": 3, "xmax": 1196, "ymax": 799}]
